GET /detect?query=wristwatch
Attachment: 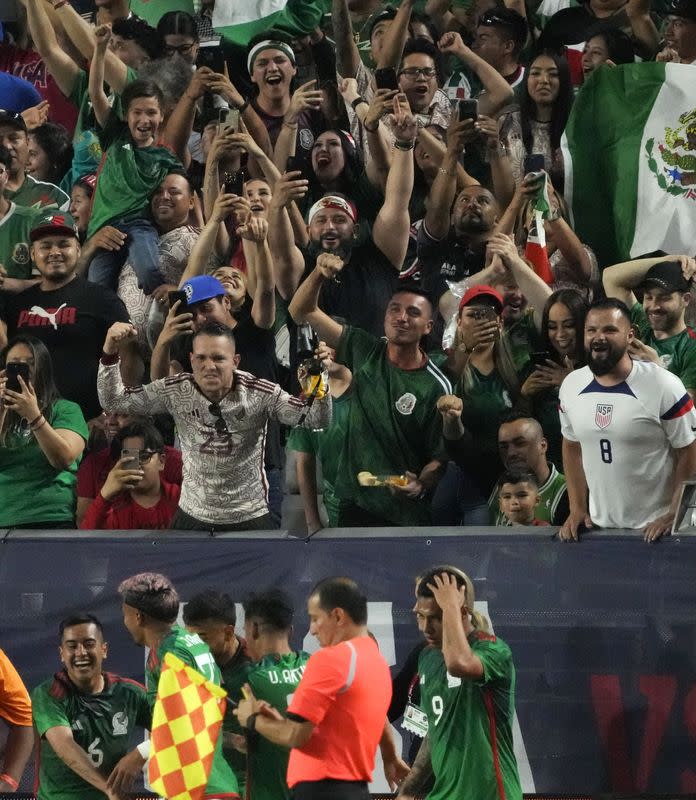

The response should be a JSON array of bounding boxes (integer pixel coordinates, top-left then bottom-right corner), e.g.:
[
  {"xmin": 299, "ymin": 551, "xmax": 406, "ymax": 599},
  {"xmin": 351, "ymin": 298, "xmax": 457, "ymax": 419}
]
[{"xmin": 245, "ymin": 712, "xmax": 259, "ymax": 733}]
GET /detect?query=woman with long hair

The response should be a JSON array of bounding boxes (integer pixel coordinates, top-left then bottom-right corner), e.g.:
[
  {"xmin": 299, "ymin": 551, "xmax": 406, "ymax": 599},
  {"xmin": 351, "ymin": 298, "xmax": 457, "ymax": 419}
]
[
  {"xmin": 500, "ymin": 50, "xmax": 574, "ymax": 188},
  {"xmin": 0, "ymin": 336, "xmax": 88, "ymax": 528}
]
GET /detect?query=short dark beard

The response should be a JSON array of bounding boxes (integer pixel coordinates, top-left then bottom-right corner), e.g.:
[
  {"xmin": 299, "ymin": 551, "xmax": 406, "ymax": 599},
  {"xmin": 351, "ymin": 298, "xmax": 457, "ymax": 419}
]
[{"xmin": 587, "ymin": 347, "xmax": 623, "ymax": 376}]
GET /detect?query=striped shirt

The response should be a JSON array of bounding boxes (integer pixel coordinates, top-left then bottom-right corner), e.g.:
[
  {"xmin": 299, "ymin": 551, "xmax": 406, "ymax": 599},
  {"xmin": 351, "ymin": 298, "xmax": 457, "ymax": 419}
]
[{"xmin": 97, "ymin": 361, "xmax": 331, "ymax": 524}]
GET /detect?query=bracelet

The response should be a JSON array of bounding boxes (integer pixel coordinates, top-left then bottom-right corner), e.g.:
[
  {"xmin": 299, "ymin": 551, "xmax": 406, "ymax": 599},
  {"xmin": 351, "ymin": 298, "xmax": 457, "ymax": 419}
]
[
  {"xmin": 394, "ymin": 139, "xmax": 415, "ymax": 151},
  {"xmin": 363, "ymin": 120, "xmax": 379, "ymax": 133},
  {"xmin": 31, "ymin": 417, "xmax": 47, "ymax": 433},
  {"xmin": 245, "ymin": 712, "xmax": 259, "ymax": 733},
  {"xmin": 0, "ymin": 774, "xmax": 18, "ymax": 791},
  {"xmin": 350, "ymin": 96, "xmax": 367, "ymax": 110},
  {"xmin": 237, "ymin": 99, "xmax": 249, "ymax": 114},
  {"xmin": 53, "ymin": 0, "xmax": 69, "ymax": 9},
  {"xmin": 439, "ymin": 167, "xmax": 457, "ymax": 177},
  {"xmin": 28, "ymin": 413, "xmax": 42, "ymax": 427}
]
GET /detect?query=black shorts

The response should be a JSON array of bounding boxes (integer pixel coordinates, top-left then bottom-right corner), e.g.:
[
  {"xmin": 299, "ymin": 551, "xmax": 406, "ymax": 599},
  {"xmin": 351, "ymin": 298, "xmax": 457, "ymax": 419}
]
[{"xmin": 291, "ymin": 780, "xmax": 370, "ymax": 800}]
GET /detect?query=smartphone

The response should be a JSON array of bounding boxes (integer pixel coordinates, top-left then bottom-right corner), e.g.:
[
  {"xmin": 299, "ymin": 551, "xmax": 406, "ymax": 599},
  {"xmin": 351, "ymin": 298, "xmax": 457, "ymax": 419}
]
[
  {"xmin": 523, "ymin": 153, "xmax": 546, "ymax": 175},
  {"xmin": 168, "ymin": 290, "xmax": 188, "ymax": 311},
  {"xmin": 196, "ymin": 39, "xmax": 226, "ymax": 74},
  {"xmin": 219, "ymin": 107, "xmax": 239, "ymax": 134},
  {"xmin": 5, "ymin": 362, "xmax": 30, "ymax": 393},
  {"xmin": 224, "ymin": 170, "xmax": 245, "ymax": 195},
  {"xmin": 531, "ymin": 350, "xmax": 554, "ymax": 368},
  {"xmin": 286, "ymin": 154, "xmax": 303, "ymax": 174},
  {"xmin": 374, "ymin": 67, "xmax": 399, "ymax": 91},
  {"xmin": 458, "ymin": 98, "xmax": 478, "ymax": 122},
  {"xmin": 121, "ymin": 448, "xmax": 140, "ymax": 471}
]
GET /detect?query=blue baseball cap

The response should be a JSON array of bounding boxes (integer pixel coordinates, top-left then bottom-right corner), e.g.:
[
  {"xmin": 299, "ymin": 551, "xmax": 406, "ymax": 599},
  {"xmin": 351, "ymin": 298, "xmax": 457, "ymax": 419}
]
[{"xmin": 181, "ymin": 275, "xmax": 226, "ymax": 306}]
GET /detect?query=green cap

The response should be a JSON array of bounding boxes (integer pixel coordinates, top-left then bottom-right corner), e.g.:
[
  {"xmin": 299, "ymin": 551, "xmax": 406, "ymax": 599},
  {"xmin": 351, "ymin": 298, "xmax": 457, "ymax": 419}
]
[{"xmin": 30, "ymin": 210, "xmax": 79, "ymax": 242}]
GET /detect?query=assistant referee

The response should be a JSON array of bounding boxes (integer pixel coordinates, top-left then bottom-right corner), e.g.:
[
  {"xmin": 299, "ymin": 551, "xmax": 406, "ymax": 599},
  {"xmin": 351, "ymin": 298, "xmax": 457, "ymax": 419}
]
[{"xmin": 235, "ymin": 577, "xmax": 405, "ymax": 799}]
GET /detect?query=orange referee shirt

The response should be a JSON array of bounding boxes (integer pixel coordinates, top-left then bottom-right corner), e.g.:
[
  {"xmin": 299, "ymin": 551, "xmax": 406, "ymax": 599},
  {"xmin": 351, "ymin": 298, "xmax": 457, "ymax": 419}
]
[
  {"xmin": 0, "ymin": 648, "xmax": 32, "ymax": 726},
  {"xmin": 286, "ymin": 635, "xmax": 391, "ymax": 787}
]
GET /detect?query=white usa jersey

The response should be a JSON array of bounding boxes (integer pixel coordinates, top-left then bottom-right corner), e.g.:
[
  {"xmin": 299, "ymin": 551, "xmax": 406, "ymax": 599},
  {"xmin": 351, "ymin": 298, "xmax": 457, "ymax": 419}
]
[{"xmin": 559, "ymin": 361, "xmax": 696, "ymax": 529}]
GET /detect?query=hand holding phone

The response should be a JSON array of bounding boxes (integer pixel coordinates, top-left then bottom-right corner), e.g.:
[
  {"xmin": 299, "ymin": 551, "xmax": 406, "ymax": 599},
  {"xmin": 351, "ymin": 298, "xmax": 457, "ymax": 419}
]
[
  {"xmin": 223, "ymin": 171, "xmax": 245, "ymax": 195},
  {"xmin": 168, "ymin": 290, "xmax": 188, "ymax": 312},
  {"xmin": 374, "ymin": 67, "xmax": 399, "ymax": 91},
  {"xmin": 120, "ymin": 448, "xmax": 141, "ymax": 471},
  {"xmin": 219, "ymin": 107, "xmax": 239, "ymax": 134},
  {"xmin": 5, "ymin": 362, "xmax": 31, "ymax": 393},
  {"xmin": 458, "ymin": 99, "xmax": 478, "ymax": 122},
  {"xmin": 523, "ymin": 153, "xmax": 545, "ymax": 176}
]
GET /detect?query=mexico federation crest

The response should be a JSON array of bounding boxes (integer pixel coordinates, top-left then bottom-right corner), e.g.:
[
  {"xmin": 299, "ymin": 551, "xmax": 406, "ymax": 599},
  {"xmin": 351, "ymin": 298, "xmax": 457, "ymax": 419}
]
[
  {"xmin": 395, "ymin": 392, "xmax": 417, "ymax": 416},
  {"xmin": 595, "ymin": 403, "xmax": 613, "ymax": 430},
  {"xmin": 645, "ymin": 109, "xmax": 696, "ymax": 200}
]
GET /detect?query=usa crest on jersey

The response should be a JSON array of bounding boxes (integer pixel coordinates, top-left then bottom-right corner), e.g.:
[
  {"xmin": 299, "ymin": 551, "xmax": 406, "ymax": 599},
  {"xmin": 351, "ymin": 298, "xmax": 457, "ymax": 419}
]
[{"xmin": 595, "ymin": 404, "xmax": 613, "ymax": 429}]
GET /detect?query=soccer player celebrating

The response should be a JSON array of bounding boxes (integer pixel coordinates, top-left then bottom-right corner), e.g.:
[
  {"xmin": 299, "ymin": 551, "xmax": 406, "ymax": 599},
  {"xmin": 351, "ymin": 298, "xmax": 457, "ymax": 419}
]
[
  {"xmin": 241, "ymin": 589, "xmax": 310, "ymax": 800},
  {"xmin": 399, "ymin": 567, "xmax": 522, "ymax": 800},
  {"xmin": 31, "ymin": 613, "xmax": 150, "ymax": 800},
  {"xmin": 115, "ymin": 572, "xmax": 239, "ymax": 799}
]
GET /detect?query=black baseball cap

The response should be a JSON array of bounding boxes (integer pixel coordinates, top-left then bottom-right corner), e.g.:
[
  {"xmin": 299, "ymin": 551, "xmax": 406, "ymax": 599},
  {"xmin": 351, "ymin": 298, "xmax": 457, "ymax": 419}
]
[
  {"xmin": 641, "ymin": 260, "xmax": 692, "ymax": 293},
  {"xmin": 367, "ymin": 7, "xmax": 397, "ymax": 39},
  {"xmin": 0, "ymin": 110, "xmax": 27, "ymax": 133},
  {"xmin": 666, "ymin": 0, "xmax": 696, "ymax": 21},
  {"xmin": 477, "ymin": 8, "xmax": 528, "ymax": 46}
]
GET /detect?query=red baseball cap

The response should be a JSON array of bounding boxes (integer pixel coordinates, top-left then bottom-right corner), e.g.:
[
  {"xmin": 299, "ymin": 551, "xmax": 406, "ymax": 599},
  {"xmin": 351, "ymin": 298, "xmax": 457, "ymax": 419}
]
[{"xmin": 459, "ymin": 285, "xmax": 504, "ymax": 312}]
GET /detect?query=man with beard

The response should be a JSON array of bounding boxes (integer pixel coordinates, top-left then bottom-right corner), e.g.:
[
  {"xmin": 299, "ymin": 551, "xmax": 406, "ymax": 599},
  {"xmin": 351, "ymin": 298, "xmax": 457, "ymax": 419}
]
[
  {"xmin": 603, "ymin": 255, "xmax": 696, "ymax": 398},
  {"xmin": 558, "ymin": 298, "xmax": 696, "ymax": 542},
  {"xmin": 269, "ymin": 110, "xmax": 414, "ymax": 341},
  {"xmin": 0, "ymin": 211, "xmax": 141, "ymax": 423},
  {"xmin": 659, "ymin": 0, "xmax": 696, "ymax": 63},
  {"xmin": 31, "ymin": 613, "xmax": 150, "ymax": 800}
]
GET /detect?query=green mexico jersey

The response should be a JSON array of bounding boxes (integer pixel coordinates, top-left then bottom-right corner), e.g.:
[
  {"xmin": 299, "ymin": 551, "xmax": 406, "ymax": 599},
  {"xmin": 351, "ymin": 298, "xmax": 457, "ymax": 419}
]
[
  {"xmin": 31, "ymin": 670, "xmax": 150, "ymax": 800},
  {"xmin": 0, "ymin": 202, "xmax": 39, "ymax": 279},
  {"xmin": 334, "ymin": 326, "xmax": 451, "ymax": 525},
  {"xmin": 631, "ymin": 302, "xmax": 696, "ymax": 392},
  {"xmin": 246, "ymin": 651, "xmax": 309, "ymax": 800},
  {"xmin": 418, "ymin": 634, "xmax": 522, "ymax": 800},
  {"xmin": 5, "ymin": 174, "xmax": 69, "ymax": 212},
  {"xmin": 219, "ymin": 642, "xmax": 252, "ymax": 795},
  {"xmin": 286, "ymin": 389, "xmax": 352, "ymax": 525},
  {"xmin": 69, "ymin": 66, "xmax": 138, "ymax": 141},
  {"xmin": 488, "ymin": 461, "xmax": 568, "ymax": 525},
  {"xmin": 506, "ymin": 309, "xmax": 541, "ymax": 371},
  {"xmin": 147, "ymin": 626, "xmax": 239, "ymax": 797}
]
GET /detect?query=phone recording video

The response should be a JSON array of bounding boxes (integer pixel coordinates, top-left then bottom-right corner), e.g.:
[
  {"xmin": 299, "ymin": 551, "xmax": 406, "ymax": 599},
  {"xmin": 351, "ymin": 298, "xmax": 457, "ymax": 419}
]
[
  {"xmin": 458, "ymin": 99, "xmax": 478, "ymax": 122},
  {"xmin": 523, "ymin": 153, "xmax": 545, "ymax": 176},
  {"xmin": 5, "ymin": 362, "xmax": 30, "ymax": 393},
  {"xmin": 374, "ymin": 67, "xmax": 399, "ymax": 91}
]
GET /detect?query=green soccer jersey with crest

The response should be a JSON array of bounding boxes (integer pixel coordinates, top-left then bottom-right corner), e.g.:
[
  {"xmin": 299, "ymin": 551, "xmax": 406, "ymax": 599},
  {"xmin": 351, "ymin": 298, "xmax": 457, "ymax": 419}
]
[
  {"xmin": 418, "ymin": 632, "xmax": 522, "ymax": 800},
  {"xmin": 0, "ymin": 202, "xmax": 39, "ymax": 278},
  {"xmin": 219, "ymin": 642, "xmax": 252, "ymax": 796},
  {"xmin": 146, "ymin": 625, "xmax": 239, "ymax": 797},
  {"xmin": 631, "ymin": 302, "xmax": 696, "ymax": 392},
  {"xmin": 245, "ymin": 651, "xmax": 310, "ymax": 800},
  {"xmin": 32, "ymin": 670, "xmax": 150, "ymax": 800},
  {"xmin": 333, "ymin": 326, "xmax": 451, "ymax": 525}
]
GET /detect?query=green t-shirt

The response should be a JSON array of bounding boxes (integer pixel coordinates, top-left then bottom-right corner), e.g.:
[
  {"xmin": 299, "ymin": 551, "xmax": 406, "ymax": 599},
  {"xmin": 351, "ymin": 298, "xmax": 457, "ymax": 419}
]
[
  {"xmin": 69, "ymin": 66, "xmax": 138, "ymax": 142},
  {"xmin": 286, "ymin": 389, "xmax": 352, "ymax": 526},
  {"xmin": 0, "ymin": 399, "xmax": 88, "ymax": 526},
  {"xmin": 334, "ymin": 326, "xmax": 451, "ymax": 525},
  {"xmin": 418, "ymin": 634, "xmax": 522, "ymax": 800},
  {"xmin": 246, "ymin": 651, "xmax": 309, "ymax": 800},
  {"xmin": 5, "ymin": 174, "xmax": 69, "ymax": 212},
  {"xmin": 0, "ymin": 202, "xmax": 39, "ymax": 278},
  {"xmin": 219, "ymin": 642, "xmax": 252, "ymax": 795},
  {"xmin": 32, "ymin": 670, "xmax": 150, "ymax": 800},
  {"xmin": 631, "ymin": 302, "xmax": 696, "ymax": 392},
  {"xmin": 87, "ymin": 131, "xmax": 182, "ymax": 237},
  {"xmin": 146, "ymin": 626, "xmax": 239, "ymax": 797},
  {"xmin": 488, "ymin": 461, "xmax": 567, "ymax": 525},
  {"xmin": 506, "ymin": 308, "xmax": 540, "ymax": 371}
]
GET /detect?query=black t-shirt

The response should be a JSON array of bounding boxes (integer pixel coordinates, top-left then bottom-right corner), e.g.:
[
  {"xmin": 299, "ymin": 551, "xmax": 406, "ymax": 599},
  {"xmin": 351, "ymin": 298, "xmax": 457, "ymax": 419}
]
[
  {"xmin": 416, "ymin": 224, "xmax": 487, "ymax": 302},
  {"xmin": 0, "ymin": 276, "xmax": 129, "ymax": 420}
]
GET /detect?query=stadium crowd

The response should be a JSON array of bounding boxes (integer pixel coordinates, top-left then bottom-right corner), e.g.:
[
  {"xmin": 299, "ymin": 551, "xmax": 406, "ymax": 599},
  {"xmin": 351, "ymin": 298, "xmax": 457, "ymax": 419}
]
[{"xmin": 0, "ymin": 0, "xmax": 695, "ymax": 541}]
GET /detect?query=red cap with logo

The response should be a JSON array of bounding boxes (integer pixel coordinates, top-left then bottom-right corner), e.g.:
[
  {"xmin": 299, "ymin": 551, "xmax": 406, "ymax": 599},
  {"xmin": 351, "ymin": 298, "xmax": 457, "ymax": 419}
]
[{"xmin": 458, "ymin": 285, "xmax": 504, "ymax": 312}]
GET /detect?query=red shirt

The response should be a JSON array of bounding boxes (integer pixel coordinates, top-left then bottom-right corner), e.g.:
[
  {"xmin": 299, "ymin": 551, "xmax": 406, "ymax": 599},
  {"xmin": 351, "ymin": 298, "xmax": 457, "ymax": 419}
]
[
  {"xmin": 286, "ymin": 636, "xmax": 391, "ymax": 787},
  {"xmin": 77, "ymin": 445, "xmax": 183, "ymax": 499},
  {"xmin": 79, "ymin": 480, "xmax": 181, "ymax": 530},
  {"xmin": 0, "ymin": 44, "xmax": 78, "ymax": 135}
]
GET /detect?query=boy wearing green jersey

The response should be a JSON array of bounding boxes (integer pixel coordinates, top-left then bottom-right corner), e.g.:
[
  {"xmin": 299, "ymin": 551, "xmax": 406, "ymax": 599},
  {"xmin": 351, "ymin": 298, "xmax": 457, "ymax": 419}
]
[
  {"xmin": 184, "ymin": 591, "xmax": 252, "ymax": 796},
  {"xmin": 399, "ymin": 567, "xmax": 522, "ymax": 800},
  {"xmin": 242, "ymin": 589, "xmax": 310, "ymax": 800},
  {"xmin": 116, "ymin": 572, "xmax": 240, "ymax": 799},
  {"xmin": 31, "ymin": 613, "xmax": 150, "ymax": 800}
]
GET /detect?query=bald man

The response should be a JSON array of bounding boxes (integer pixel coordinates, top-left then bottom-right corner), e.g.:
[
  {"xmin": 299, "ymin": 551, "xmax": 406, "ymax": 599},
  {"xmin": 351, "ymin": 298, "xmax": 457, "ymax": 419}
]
[{"xmin": 489, "ymin": 411, "xmax": 569, "ymax": 526}]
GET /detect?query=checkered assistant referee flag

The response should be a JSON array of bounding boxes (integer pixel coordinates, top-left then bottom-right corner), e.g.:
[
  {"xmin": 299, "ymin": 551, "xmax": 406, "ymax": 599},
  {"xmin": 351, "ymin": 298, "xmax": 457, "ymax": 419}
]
[{"xmin": 148, "ymin": 653, "xmax": 227, "ymax": 800}]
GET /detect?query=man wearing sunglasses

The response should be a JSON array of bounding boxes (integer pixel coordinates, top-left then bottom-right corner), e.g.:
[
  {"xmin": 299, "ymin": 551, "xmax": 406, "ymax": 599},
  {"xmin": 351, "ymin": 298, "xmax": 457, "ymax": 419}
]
[
  {"xmin": 79, "ymin": 420, "xmax": 180, "ymax": 529},
  {"xmin": 98, "ymin": 319, "xmax": 332, "ymax": 531}
]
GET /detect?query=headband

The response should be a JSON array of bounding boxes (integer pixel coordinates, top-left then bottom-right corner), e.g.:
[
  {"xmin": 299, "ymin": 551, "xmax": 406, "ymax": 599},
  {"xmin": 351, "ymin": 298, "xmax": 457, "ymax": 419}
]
[
  {"xmin": 308, "ymin": 195, "xmax": 358, "ymax": 225},
  {"xmin": 247, "ymin": 40, "xmax": 296, "ymax": 74}
]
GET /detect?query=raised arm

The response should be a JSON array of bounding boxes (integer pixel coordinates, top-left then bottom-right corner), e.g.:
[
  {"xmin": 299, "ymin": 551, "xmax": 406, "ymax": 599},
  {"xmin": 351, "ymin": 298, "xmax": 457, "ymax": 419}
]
[
  {"xmin": 163, "ymin": 67, "xmax": 216, "ymax": 165},
  {"xmin": 237, "ymin": 217, "xmax": 276, "ymax": 329},
  {"xmin": 273, "ymin": 80, "xmax": 323, "ymax": 172},
  {"xmin": 360, "ymin": 87, "xmax": 400, "ymax": 190},
  {"xmin": 417, "ymin": 125, "xmax": 477, "ymax": 190},
  {"xmin": 602, "ymin": 255, "xmax": 694, "ymax": 307},
  {"xmin": 288, "ymin": 254, "xmax": 346, "ymax": 348},
  {"xmin": 23, "ymin": 0, "xmax": 80, "ymax": 98},
  {"xmin": 373, "ymin": 101, "xmax": 416, "ymax": 269},
  {"xmin": 424, "ymin": 116, "xmax": 468, "ymax": 240},
  {"xmin": 376, "ymin": 0, "xmax": 415, "ymax": 68},
  {"xmin": 428, "ymin": 574, "xmax": 484, "ymax": 679},
  {"xmin": 332, "ymin": 0, "xmax": 361, "ymax": 77},
  {"xmin": 438, "ymin": 31, "xmax": 514, "ymax": 116},
  {"xmin": 267, "ymin": 171, "xmax": 309, "ymax": 300},
  {"xmin": 88, "ymin": 26, "xmax": 113, "ymax": 129},
  {"xmin": 626, "ymin": 0, "xmax": 659, "ymax": 56}
]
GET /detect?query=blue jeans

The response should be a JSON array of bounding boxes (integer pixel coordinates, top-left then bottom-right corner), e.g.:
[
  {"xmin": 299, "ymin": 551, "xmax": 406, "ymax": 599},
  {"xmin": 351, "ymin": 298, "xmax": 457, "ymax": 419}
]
[
  {"xmin": 266, "ymin": 466, "xmax": 283, "ymax": 529},
  {"xmin": 431, "ymin": 462, "xmax": 490, "ymax": 526},
  {"xmin": 88, "ymin": 217, "xmax": 163, "ymax": 295}
]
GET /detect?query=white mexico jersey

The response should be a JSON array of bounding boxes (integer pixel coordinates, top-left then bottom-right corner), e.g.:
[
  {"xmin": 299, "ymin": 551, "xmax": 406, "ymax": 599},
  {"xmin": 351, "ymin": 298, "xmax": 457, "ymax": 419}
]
[{"xmin": 558, "ymin": 361, "xmax": 696, "ymax": 529}]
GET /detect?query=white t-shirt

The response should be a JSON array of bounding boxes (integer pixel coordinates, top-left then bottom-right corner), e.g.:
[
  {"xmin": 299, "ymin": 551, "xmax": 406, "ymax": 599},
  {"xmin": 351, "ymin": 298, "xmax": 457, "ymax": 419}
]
[{"xmin": 559, "ymin": 361, "xmax": 696, "ymax": 529}]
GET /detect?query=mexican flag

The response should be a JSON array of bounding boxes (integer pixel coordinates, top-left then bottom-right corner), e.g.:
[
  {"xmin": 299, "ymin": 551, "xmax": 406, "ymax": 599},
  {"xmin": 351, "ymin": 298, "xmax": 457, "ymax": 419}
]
[
  {"xmin": 562, "ymin": 62, "xmax": 696, "ymax": 269},
  {"xmin": 128, "ymin": 0, "xmax": 194, "ymax": 27},
  {"xmin": 212, "ymin": 0, "xmax": 323, "ymax": 47}
]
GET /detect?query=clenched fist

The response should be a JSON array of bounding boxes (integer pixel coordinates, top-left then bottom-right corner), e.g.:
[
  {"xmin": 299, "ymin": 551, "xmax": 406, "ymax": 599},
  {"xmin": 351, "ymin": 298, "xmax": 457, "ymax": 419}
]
[
  {"xmin": 316, "ymin": 253, "xmax": 345, "ymax": 280},
  {"xmin": 437, "ymin": 394, "xmax": 463, "ymax": 419}
]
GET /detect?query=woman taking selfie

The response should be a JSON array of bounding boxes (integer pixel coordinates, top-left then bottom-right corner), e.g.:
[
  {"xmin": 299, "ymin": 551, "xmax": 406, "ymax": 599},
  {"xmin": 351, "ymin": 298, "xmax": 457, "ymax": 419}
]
[{"xmin": 0, "ymin": 336, "xmax": 88, "ymax": 528}]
